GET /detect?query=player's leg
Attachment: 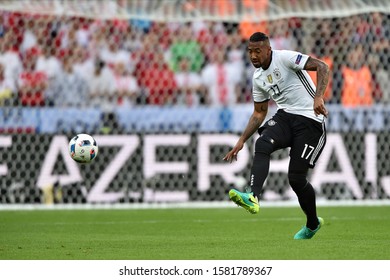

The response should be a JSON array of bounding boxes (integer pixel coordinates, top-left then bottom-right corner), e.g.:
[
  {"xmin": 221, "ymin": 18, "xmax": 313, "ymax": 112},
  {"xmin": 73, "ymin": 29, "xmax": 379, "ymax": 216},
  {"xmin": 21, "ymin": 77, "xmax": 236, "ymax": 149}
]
[
  {"xmin": 249, "ymin": 133, "xmax": 277, "ymax": 198},
  {"xmin": 249, "ymin": 114, "xmax": 292, "ymax": 200},
  {"xmin": 229, "ymin": 113, "xmax": 291, "ymax": 214},
  {"xmin": 228, "ymin": 133, "xmax": 277, "ymax": 214},
  {"xmin": 289, "ymin": 117, "xmax": 326, "ymax": 239},
  {"xmin": 288, "ymin": 159, "xmax": 320, "ymax": 228}
]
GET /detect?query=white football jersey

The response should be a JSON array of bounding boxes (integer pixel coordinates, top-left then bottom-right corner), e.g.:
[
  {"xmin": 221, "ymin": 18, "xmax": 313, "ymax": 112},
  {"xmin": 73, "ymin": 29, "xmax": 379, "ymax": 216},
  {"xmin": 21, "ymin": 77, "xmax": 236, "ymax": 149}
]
[{"xmin": 252, "ymin": 50, "xmax": 324, "ymax": 123}]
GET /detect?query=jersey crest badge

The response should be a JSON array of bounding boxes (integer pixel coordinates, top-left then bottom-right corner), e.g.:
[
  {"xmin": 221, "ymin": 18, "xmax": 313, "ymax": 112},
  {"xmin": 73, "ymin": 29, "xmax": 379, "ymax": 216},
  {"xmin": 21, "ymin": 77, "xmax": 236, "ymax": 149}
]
[
  {"xmin": 273, "ymin": 69, "xmax": 281, "ymax": 80},
  {"xmin": 267, "ymin": 74, "xmax": 273, "ymax": 83}
]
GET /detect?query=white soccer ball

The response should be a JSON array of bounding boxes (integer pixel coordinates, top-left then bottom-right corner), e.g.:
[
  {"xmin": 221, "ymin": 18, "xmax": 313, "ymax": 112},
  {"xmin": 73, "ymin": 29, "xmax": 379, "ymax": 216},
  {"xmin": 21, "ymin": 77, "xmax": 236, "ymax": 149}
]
[{"xmin": 68, "ymin": 134, "xmax": 98, "ymax": 163}]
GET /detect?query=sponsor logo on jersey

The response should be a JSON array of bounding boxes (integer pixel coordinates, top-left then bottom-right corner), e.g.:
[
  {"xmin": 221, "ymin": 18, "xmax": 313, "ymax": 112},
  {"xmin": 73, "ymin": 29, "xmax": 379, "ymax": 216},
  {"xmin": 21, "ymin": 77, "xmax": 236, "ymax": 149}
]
[
  {"xmin": 295, "ymin": 54, "xmax": 302, "ymax": 65},
  {"xmin": 267, "ymin": 74, "xmax": 273, "ymax": 83}
]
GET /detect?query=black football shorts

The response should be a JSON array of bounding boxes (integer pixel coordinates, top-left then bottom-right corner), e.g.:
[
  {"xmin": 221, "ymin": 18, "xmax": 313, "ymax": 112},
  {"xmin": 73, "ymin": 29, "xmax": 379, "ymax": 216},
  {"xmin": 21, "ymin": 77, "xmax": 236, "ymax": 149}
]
[{"xmin": 258, "ymin": 109, "xmax": 326, "ymax": 168}]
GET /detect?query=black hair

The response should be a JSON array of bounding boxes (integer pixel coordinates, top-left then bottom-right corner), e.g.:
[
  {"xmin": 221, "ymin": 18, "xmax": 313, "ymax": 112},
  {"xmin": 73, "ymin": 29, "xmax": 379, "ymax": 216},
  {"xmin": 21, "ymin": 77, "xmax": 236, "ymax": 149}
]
[{"xmin": 249, "ymin": 32, "xmax": 269, "ymax": 42}]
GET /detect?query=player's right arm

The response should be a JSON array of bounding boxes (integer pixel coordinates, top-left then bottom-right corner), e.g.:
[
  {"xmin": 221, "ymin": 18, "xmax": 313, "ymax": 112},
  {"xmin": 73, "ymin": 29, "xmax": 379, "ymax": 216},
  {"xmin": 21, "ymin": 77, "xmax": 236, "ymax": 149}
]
[{"xmin": 223, "ymin": 100, "xmax": 268, "ymax": 163}]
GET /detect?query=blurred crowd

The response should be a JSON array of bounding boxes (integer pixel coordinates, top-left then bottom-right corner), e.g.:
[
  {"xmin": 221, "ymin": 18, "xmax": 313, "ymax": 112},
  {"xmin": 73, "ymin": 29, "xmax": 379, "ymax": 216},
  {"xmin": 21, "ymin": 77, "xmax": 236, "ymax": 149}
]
[{"xmin": 0, "ymin": 11, "xmax": 389, "ymax": 110}]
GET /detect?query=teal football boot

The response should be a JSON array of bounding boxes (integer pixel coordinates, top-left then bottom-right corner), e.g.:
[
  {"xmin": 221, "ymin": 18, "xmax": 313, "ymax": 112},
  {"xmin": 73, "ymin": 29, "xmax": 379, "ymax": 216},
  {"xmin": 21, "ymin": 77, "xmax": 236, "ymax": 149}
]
[{"xmin": 294, "ymin": 217, "xmax": 324, "ymax": 240}]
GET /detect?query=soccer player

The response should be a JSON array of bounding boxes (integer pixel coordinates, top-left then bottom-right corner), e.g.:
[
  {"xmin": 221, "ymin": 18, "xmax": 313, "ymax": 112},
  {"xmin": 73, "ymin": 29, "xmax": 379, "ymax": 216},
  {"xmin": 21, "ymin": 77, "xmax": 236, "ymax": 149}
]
[{"xmin": 223, "ymin": 32, "xmax": 329, "ymax": 239}]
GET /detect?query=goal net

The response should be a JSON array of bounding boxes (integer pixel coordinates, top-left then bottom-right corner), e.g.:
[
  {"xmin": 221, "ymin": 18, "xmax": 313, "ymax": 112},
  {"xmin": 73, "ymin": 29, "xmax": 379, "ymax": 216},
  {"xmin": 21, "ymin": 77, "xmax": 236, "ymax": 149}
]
[{"xmin": 0, "ymin": 0, "xmax": 389, "ymax": 205}]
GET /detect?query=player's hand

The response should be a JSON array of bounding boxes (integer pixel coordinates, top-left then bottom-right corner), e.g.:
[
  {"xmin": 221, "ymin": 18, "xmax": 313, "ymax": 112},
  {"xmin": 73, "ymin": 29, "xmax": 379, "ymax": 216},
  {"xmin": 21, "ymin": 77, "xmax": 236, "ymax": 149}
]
[
  {"xmin": 313, "ymin": 96, "xmax": 328, "ymax": 117},
  {"xmin": 223, "ymin": 141, "xmax": 244, "ymax": 163}
]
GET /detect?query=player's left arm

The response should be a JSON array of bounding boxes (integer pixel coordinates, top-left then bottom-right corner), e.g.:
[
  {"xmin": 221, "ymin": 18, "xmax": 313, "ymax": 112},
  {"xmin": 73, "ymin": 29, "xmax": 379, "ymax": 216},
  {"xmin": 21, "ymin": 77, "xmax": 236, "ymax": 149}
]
[{"xmin": 304, "ymin": 57, "xmax": 330, "ymax": 117}]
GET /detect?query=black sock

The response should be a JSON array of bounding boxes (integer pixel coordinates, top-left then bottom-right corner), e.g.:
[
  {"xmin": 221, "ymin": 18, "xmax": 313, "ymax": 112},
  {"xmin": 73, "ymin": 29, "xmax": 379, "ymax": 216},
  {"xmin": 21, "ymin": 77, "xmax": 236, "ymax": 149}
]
[
  {"xmin": 249, "ymin": 151, "xmax": 270, "ymax": 199},
  {"xmin": 250, "ymin": 136, "xmax": 275, "ymax": 200},
  {"xmin": 296, "ymin": 182, "xmax": 319, "ymax": 230}
]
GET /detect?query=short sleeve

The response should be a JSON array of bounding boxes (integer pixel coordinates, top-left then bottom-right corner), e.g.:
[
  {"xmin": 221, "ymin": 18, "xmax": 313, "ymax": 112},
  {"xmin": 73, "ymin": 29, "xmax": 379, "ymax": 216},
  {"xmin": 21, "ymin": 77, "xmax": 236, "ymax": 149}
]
[
  {"xmin": 280, "ymin": 50, "xmax": 310, "ymax": 71},
  {"xmin": 252, "ymin": 75, "xmax": 269, "ymax": 102}
]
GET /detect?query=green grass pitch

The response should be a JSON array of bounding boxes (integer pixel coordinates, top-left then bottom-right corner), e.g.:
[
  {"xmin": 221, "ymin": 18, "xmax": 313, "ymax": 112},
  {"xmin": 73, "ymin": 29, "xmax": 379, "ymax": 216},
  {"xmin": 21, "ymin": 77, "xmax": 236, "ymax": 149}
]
[{"xmin": 1, "ymin": 206, "xmax": 389, "ymax": 260}]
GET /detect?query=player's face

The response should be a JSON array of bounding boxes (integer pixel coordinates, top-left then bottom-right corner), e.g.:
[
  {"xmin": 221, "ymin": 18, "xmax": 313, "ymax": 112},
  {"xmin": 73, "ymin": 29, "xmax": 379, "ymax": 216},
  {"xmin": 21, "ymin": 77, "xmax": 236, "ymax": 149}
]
[{"xmin": 247, "ymin": 41, "xmax": 271, "ymax": 69}]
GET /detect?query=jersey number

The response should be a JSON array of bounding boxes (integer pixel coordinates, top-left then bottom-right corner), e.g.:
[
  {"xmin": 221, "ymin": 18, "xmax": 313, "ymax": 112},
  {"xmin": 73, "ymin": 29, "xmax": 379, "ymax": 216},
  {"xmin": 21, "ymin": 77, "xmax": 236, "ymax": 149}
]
[
  {"xmin": 301, "ymin": 144, "xmax": 315, "ymax": 159},
  {"xmin": 269, "ymin": 84, "xmax": 281, "ymax": 96}
]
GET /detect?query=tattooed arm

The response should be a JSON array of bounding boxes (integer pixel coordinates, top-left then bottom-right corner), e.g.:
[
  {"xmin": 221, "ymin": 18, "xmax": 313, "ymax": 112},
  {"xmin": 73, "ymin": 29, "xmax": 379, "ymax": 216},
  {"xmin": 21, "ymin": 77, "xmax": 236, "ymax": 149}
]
[
  {"xmin": 304, "ymin": 57, "xmax": 330, "ymax": 117},
  {"xmin": 223, "ymin": 101, "xmax": 269, "ymax": 162}
]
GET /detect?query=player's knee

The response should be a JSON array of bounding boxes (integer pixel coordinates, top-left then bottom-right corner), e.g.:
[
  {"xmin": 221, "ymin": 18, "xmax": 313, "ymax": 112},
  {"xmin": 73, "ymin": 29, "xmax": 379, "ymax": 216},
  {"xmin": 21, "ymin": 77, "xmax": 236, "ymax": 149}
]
[
  {"xmin": 288, "ymin": 172, "xmax": 307, "ymax": 193},
  {"xmin": 255, "ymin": 134, "xmax": 275, "ymax": 155}
]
